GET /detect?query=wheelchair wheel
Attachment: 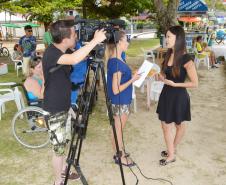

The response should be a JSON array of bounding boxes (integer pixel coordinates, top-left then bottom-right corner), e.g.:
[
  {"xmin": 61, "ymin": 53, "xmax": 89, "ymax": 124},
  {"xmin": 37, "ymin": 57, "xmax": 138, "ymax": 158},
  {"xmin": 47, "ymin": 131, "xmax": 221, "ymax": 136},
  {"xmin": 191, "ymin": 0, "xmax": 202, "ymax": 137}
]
[
  {"xmin": 0, "ymin": 47, "xmax": 9, "ymax": 57},
  {"xmin": 12, "ymin": 106, "xmax": 49, "ymax": 149}
]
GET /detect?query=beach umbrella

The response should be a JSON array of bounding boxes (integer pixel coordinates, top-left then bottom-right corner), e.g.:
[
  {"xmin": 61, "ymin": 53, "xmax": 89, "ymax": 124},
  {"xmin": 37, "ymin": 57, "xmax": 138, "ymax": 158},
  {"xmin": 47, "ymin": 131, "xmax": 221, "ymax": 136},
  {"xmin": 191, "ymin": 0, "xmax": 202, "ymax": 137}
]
[
  {"xmin": 1, "ymin": 23, "xmax": 22, "ymax": 28},
  {"xmin": 21, "ymin": 22, "xmax": 40, "ymax": 27},
  {"xmin": 1, "ymin": 23, "xmax": 22, "ymax": 40},
  {"xmin": 178, "ymin": 17, "xmax": 202, "ymax": 23}
]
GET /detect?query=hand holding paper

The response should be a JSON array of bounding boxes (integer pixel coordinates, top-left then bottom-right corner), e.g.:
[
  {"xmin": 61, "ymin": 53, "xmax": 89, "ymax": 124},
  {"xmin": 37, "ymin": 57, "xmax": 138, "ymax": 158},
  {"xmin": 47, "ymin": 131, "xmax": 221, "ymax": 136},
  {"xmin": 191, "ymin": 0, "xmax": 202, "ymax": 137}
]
[
  {"xmin": 133, "ymin": 60, "xmax": 161, "ymax": 88},
  {"xmin": 131, "ymin": 71, "xmax": 141, "ymax": 82},
  {"xmin": 133, "ymin": 60, "xmax": 154, "ymax": 88}
]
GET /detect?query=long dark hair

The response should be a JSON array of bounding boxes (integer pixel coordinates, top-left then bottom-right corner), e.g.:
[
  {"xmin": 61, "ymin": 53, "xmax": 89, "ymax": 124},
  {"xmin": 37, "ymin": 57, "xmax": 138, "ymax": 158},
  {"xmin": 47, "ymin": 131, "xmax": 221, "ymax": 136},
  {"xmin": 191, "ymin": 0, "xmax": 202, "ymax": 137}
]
[{"xmin": 162, "ymin": 25, "xmax": 186, "ymax": 78}]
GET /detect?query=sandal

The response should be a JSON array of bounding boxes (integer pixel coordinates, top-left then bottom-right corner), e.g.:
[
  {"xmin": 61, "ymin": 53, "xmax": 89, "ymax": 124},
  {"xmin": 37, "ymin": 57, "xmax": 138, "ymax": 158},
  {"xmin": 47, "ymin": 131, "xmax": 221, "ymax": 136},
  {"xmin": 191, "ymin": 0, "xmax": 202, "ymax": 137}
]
[
  {"xmin": 161, "ymin": 150, "xmax": 177, "ymax": 157},
  {"xmin": 114, "ymin": 157, "xmax": 136, "ymax": 167},
  {"xmin": 61, "ymin": 168, "xmax": 80, "ymax": 180},
  {"xmin": 161, "ymin": 151, "xmax": 168, "ymax": 157},
  {"xmin": 113, "ymin": 151, "xmax": 130, "ymax": 160},
  {"xmin": 159, "ymin": 158, "xmax": 176, "ymax": 166}
]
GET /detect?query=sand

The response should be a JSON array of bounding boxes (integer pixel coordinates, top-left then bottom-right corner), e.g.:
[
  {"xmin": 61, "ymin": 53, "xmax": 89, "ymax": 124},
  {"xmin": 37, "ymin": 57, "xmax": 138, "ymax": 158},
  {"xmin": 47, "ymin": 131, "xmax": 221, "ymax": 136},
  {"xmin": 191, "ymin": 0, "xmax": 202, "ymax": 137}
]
[{"xmin": 1, "ymin": 44, "xmax": 226, "ymax": 185}]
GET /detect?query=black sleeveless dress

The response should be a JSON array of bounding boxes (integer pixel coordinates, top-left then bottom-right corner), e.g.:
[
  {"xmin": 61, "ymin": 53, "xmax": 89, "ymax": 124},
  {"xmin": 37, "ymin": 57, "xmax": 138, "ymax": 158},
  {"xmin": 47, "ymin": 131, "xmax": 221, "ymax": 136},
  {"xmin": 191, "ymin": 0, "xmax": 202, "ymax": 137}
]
[{"xmin": 156, "ymin": 54, "xmax": 192, "ymax": 124}]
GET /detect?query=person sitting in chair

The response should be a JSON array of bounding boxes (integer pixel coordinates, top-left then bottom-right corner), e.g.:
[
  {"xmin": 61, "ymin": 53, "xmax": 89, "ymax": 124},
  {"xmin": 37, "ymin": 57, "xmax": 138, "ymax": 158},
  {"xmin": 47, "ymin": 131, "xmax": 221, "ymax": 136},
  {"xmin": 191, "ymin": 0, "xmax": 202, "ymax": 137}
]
[
  {"xmin": 24, "ymin": 56, "xmax": 44, "ymax": 102},
  {"xmin": 12, "ymin": 44, "xmax": 23, "ymax": 60},
  {"xmin": 195, "ymin": 36, "xmax": 218, "ymax": 68}
]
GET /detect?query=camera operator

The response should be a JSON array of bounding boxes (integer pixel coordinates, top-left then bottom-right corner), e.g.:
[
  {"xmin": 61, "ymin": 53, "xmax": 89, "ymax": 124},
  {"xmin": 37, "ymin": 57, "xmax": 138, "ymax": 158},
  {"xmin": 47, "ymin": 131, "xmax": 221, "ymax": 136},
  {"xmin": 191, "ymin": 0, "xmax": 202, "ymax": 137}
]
[{"xmin": 42, "ymin": 19, "xmax": 106, "ymax": 185}]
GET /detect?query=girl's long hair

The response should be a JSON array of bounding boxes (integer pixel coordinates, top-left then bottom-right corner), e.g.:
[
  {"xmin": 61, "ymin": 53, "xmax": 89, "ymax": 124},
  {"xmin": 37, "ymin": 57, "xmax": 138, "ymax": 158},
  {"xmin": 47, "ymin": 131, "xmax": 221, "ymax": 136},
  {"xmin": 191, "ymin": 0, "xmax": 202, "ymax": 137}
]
[
  {"xmin": 26, "ymin": 56, "xmax": 42, "ymax": 77},
  {"xmin": 162, "ymin": 26, "xmax": 186, "ymax": 78},
  {"xmin": 104, "ymin": 30, "xmax": 126, "ymax": 63}
]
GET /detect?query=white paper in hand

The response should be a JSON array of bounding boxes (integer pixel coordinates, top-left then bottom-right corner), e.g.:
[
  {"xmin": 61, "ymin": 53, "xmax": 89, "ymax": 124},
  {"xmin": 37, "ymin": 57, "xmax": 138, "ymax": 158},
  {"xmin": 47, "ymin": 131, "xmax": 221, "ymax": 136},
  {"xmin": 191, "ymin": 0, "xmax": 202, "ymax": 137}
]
[{"xmin": 133, "ymin": 60, "xmax": 153, "ymax": 88}]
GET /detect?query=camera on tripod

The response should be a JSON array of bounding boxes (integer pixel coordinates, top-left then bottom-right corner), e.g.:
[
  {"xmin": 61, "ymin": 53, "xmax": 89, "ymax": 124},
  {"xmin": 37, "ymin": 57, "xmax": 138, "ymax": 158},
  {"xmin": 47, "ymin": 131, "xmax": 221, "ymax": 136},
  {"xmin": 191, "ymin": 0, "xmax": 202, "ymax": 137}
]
[{"xmin": 74, "ymin": 18, "xmax": 126, "ymax": 59}]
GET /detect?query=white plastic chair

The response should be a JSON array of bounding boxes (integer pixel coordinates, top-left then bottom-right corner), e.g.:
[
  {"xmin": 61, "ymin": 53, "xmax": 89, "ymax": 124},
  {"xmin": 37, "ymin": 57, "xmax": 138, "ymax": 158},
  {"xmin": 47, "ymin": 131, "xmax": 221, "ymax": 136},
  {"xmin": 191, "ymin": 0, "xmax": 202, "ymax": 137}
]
[
  {"xmin": 139, "ymin": 63, "xmax": 161, "ymax": 109},
  {"xmin": 132, "ymin": 84, "xmax": 137, "ymax": 112},
  {"xmin": 150, "ymin": 81, "xmax": 164, "ymax": 102},
  {"xmin": 193, "ymin": 47, "xmax": 210, "ymax": 70},
  {"xmin": 0, "ymin": 82, "xmax": 25, "ymax": 120},
  {"xmin": 9, "ymin": 51, "xmax": 23, "ymax": 76},
  {"xmin": 141, "ymin": 48, "xmax": 155, "ymax": 63}
]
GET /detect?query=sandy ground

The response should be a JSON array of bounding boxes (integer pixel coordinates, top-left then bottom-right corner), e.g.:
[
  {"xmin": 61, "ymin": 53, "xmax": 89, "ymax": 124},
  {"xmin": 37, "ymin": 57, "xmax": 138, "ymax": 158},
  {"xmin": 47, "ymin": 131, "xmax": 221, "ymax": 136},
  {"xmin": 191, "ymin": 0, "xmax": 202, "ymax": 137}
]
[
  {"xmin": 1, "ymin": 46, "xmax": 226, "ymax": 185},
  {"xmin": 70, "ymin": 61, "xmax": 226, "ymax": 185}
]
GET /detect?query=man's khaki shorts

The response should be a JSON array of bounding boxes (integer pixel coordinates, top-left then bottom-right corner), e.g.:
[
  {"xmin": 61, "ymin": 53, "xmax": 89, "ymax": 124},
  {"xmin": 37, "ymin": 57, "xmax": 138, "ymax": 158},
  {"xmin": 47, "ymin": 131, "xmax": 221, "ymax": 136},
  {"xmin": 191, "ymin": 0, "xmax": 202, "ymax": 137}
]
[{"xmin": 48, "ymin": 111, "xmax": 71, "ymax": 155}]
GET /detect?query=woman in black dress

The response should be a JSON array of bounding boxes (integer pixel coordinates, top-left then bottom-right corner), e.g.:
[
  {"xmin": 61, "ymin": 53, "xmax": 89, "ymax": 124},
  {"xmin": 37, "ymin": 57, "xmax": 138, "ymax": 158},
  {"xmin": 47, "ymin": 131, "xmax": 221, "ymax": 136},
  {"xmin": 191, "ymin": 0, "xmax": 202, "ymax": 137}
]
[{"xmin": 157, "ymin": 26, "xmax": 198, "ymax": 166}]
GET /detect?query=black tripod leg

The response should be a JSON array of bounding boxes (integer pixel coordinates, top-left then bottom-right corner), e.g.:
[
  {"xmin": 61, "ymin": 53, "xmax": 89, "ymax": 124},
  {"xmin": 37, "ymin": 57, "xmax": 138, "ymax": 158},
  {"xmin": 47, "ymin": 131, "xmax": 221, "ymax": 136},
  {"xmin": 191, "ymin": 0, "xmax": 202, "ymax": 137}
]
[
  {"xmin": 64, "ymin": 60, "xmax": 126, "ymax": 185},
  {"xmin": 64, "ymin": 131, "xmax": 80, "ymax": 185},
  {"xmin": 99, "ymin": 62, "xmax": 126, "ymax": 185}
]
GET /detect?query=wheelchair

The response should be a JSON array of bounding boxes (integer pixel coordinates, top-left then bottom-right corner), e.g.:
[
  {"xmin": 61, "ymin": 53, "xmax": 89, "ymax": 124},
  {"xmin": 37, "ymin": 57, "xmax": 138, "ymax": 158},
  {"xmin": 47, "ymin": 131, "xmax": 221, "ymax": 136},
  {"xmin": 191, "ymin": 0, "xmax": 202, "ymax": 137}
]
[
  {"xmin": 215, "ymin": 30, "xmax": 226, "ymax": 44},
  {"xmin": 11, "ymin": 83, "xmax": 50, "ymax": 149}
]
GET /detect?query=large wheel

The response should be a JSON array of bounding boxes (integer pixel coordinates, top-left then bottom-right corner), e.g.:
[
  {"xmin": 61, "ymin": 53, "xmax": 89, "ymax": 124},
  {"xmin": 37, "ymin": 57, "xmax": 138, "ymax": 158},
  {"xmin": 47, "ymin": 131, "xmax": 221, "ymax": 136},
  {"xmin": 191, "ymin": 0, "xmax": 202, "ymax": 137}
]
[
  {"xmin": 215, "ymin": 38, "xmax": 223, "ymax": 44},
  {"xmin": 12, "ymin": 106, "xmax": 49, "ymax": 149},
  {"xmin": 0, "ymin": 47, "xmax": 9, "ymax": 57}
]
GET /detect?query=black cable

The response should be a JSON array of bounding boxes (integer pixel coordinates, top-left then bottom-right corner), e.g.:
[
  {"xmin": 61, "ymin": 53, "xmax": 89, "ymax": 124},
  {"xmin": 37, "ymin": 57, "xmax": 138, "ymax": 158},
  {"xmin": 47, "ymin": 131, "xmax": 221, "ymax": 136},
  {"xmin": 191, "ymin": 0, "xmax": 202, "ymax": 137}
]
[
  {"xmin": 113, "ymin": 32, "xmax": 173, "ymax": 185},
  {"xmin": 113, "ymin": 32, "xmax": 139, "ymax": 185}
]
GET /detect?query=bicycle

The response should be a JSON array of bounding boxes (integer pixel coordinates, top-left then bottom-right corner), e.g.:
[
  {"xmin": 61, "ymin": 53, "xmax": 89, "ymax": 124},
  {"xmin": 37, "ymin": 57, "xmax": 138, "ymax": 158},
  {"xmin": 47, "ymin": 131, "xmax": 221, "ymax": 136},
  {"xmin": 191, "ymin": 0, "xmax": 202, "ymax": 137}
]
[
  {"xmin": 0, "ymin": 43, "xmax": 9, "ymax": 57},
  {"xmin": 11, "ymin": 83, "xmax": 50, "ymax": 149}
]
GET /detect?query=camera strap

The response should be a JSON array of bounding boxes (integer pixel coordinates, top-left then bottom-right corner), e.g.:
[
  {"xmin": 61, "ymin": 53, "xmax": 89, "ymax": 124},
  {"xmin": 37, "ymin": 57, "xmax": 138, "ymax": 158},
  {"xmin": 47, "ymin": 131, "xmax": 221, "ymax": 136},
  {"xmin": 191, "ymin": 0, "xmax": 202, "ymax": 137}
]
[{"xmin": 45, "ymin": 64, "xmax": 69, "ymax": 90}]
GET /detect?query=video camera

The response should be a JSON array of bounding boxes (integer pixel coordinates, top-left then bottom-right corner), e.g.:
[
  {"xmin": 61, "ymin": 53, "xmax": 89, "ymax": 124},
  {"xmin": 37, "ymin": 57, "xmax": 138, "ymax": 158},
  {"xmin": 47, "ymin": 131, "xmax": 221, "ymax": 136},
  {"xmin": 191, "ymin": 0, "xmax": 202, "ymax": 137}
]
[
  {"xmin": 75, "ymin": 18, "xmax": 126, "ymax": 43},
  {"xmin": 74, "ymin": 18, "xmax": 126, "ymax": 59}
]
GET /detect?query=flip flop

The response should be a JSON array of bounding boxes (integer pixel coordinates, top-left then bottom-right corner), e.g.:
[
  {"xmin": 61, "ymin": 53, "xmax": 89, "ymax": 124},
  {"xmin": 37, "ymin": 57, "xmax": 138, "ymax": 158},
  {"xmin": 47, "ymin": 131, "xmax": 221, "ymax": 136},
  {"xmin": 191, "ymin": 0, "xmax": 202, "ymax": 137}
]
[
  {"xmin": 161, "ymin": 150, "xmax": 177, "ymax": 157},
  {"xmin": 114, "ymin": 157, "xmax": 135, "ymax": 167},
  {"xmin": 113, "ymin": 152, "xmax": 130, "ymax": 160},
  {"xmin": 61, "ymin": 167, "xmax": 80, "ymax": 180},
  {"xmin": 161, "ymin": 151, "xmax": 168, "ymax": 157},
  {"xmin": 159, "ymin": 158, "xmax": 176, "ymax": 166}
]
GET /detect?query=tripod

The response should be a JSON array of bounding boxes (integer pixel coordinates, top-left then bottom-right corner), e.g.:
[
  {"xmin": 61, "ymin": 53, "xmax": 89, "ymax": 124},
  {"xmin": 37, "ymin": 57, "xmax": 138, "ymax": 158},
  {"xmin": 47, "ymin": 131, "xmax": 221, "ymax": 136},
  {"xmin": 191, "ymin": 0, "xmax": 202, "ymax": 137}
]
[{"xmin": 64, "ymin": 59, "xmax": 126, "ymax": 185}]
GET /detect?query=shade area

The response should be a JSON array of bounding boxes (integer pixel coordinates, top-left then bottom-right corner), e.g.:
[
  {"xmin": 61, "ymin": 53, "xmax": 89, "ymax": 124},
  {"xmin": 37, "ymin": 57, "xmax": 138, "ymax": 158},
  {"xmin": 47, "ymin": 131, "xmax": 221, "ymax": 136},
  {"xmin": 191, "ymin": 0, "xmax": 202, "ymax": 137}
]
[
  {"xmin": 178, "ymin": 17, "xmax": 201, "ymax": 22},
  {"xmin": 1, "ymin": 23, "xmax": 22, "ymax": 28}
]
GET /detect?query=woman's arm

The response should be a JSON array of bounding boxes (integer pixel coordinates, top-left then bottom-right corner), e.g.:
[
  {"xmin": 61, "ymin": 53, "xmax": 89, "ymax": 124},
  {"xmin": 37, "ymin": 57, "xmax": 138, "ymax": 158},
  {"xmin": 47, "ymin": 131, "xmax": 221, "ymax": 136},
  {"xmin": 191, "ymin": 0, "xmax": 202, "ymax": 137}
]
[
  {"xmin": 164, "ymin": 61, "xmax": 198, "ymax": 88},
  {"xmin": 112, "ymin": 71, "xmax": 140, "ymax": 95}
]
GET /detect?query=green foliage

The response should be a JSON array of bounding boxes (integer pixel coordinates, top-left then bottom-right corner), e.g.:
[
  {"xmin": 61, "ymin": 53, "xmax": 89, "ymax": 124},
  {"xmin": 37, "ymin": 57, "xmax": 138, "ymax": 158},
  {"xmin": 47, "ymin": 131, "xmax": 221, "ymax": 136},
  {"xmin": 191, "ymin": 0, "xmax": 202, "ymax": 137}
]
[
  {"xmin": 205, "ymin": 0, "xmax": 226, "ymax": 11},
  {"xmin": 1, "ymin": 0, "xmax": 82, "ymax": 29},
  {"xmin": 84, "ymin": 0, "xmax": 152, "ymax": 19}
]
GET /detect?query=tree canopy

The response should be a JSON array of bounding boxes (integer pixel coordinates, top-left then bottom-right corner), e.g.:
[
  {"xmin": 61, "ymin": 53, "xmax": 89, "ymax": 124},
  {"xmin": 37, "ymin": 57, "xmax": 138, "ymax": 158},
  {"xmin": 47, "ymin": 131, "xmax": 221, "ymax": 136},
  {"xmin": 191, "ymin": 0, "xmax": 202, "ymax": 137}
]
[
  {"xmin": 83, "ymin": 0, "xmax": 152, "ymax": 19},
  {"xmin": 1, "ymin": 0, "xmax": 82, "ymax": 29}
]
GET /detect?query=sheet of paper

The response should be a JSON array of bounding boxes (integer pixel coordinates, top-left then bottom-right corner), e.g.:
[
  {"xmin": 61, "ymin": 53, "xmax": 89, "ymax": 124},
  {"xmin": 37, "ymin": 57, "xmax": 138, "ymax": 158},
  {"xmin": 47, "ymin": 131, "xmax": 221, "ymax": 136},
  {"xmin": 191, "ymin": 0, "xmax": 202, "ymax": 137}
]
[{"xmin": 133, "ymin": 60, "xmax": 153, "ymax": 88}]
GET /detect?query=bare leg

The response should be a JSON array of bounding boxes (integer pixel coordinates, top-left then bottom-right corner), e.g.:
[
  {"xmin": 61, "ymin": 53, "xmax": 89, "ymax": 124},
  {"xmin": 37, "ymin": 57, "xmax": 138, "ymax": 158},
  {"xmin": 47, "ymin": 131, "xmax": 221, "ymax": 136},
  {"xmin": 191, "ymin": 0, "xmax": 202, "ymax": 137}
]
[
  {"xmin": 111, "ymin": 114, "xmax": 133, "ymax": 164},
  {"xmin": 174, "ymin": 123, "xmax": 186, "ymax": 150},
  {"xmin": 52, "ymin": 153, "xmax": 64, "ymax": 185},
  {"xmin": 111, "ymin": 114, "xmax": 128, "ymax": 153},
  {"xmin": 161, "ymin": 122, "xmax": 175, "ymax": 161}
]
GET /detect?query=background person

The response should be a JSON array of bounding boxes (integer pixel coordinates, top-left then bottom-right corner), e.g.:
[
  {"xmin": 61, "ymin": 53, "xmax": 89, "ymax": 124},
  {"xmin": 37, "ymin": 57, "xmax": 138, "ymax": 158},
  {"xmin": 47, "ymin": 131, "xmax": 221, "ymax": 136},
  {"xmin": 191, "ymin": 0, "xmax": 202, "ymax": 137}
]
[
  {"xmin": 18, "ymin": 25, "xmax": 37, "ymax": 76},
  {"xmin": 42, "ymin": 19, "xmax": 106, "ymax": 185},
  {"xmin": 70, "ymin": 41, "xmax": 88, "ymax": 109},
  {"xmin": 12, "ymin": 43, "xmax": 23, "ymax": 60},
  {"xmin": 195, "ymin": 36, "xmax": 218, "ymax": 68},
  {"xmin": 106, "ymin": 30, "xmax": 140, "ymax": 167},
  {"xmin": 24, "ymin": 56, "xmax": 44, "ymax": 104},
  {"xmin": 157, "ymin": 25, "xmax": 198, "ymax": 166},
  {"xmin": 43, "ymin": 25, "xmax": 53, "ymax": 49}
]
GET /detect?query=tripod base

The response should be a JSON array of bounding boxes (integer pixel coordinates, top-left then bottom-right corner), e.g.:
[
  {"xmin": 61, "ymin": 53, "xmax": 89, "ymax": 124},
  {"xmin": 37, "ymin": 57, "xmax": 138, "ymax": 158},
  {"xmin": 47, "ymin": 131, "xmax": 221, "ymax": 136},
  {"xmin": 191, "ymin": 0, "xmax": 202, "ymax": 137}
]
[{"xmin": 63, "ymin": 60, "xmax": 126, "ymax": 185}]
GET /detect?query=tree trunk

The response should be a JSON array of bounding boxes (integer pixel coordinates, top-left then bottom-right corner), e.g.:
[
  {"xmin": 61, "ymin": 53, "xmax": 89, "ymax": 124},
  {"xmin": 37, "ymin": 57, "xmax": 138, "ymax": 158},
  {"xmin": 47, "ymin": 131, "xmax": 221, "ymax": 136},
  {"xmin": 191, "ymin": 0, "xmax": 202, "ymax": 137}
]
[
  {"xmin": 154, "ymin": 0, "xmax": 178, "ymax": 36},
  {"xmin": 44, "ymin": 22, "xmax": 50, "ymax": 32}
]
